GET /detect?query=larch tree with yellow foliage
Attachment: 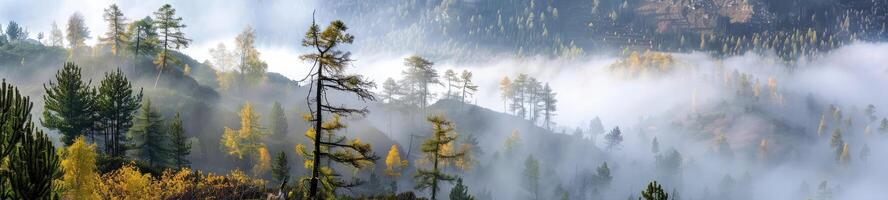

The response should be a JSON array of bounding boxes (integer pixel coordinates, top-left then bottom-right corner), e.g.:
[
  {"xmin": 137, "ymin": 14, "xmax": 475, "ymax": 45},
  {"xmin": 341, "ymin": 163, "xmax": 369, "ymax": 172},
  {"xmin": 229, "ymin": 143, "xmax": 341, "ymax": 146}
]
[
  {"xmin": 299, "ymin": 18, "xmax": 378, "ymax": 199},
  {"xmin": 61, "ymin": 136, "xmax": 101, "ymax": 200},
  {"xmin": 415, "ymin": 115, "xmax": 469, "ymax": 200},
  {"xmin": 294, "ymin": 115, "xmax": 377, "ymax": 199},
  {"xmin": 221, "ymin": 102, "xmax": 268, "ymax": 172},
  {"xmin": 385, "ymin": 144, "xmax": 408, "ymax": 192}
]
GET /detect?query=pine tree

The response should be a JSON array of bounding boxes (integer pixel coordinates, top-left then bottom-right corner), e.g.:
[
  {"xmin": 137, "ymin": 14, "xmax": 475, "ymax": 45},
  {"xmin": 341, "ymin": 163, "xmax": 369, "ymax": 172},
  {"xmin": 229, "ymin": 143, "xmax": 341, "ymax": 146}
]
[
  {"xmin": 128, "ymin": 98, "xmax": 169, "ymax": 167},
  {"xmin": 523, "ymin": 154, "xmax": 541, "ymax": 200},
  {"xmin": 299, "ymin": 18, "xmax": 378, "ymax": 199},
  {"xmin": 605, "ymin": 126, "xmax": 624, "ymax": 150},
  {"xmin": 294, "ymin": 115, "xmax": 377, "ymax": 198},
  {"xmin": 169, "ymin": 112, "xmax": 191, "ymax": 168},
  {"xmin": 42, "ymin": 62, "xmax": 97, "ymax": 145},
  {"xmin": 96, "ymin": 68, "xmax": 143, "ymax": 157},
  {"xmin": 50, "ymin": 21, "xmax": 64, "ymax": 47},
  {"xmin": 235, "ymin": 26, "xmax": 267, "ymax": 85},
  {"xmin": 152, "ymin": 4, "xmax": 191, "ymax": 88},
  {"xmin": 540, "ymin": 83, "xmax": 557, "ymax": 130},
  {"xmin": 880, "ymin": 118, "xmax": 888, "ymax": 134},
  {"xmin": 450, "ymin": 178, "xmax": 475, "ymax": 200},
  {"xmin": 444, "ymin": 69, "xmax": 458, "ymax": 100},
  {"xmin": 101, "ymin": 4, "xmax": 129, "ymax": 56},
  {"xmin": 1, "ymin": 80, "xmax": 61, "ymax": 199},
  {"xmin": 5, "ymin": 21, "xmax": 25, "ymax": 41},
  {"xmin": 269, "ymin": 101, "xmax": 287, "ymax": 138},
  {"xmin": 596, "ymin": 162, "xmax": 613, "ymax": 187},
  {"xmin": 127, "ymin": 17, "xmax": 158, "ymax": 59},
  {"xmin": 271, "ymin": 151, "xmax": 290, "ymax": 185},
  {"xmin": 640, "ymin": 181, "xmax": 669, "ymax": 200},
  {"xmin": 460, "ymin": 70, "xmax": 478, "ymax": 104},
  {"xmin": 66, "ymin": 12, "xmax": 90, "ymax": 53},
  {"xmin": 382, "ymin": 77, "xmax": 401, "ymax": 104},
  {"xmin": 401, "ymin": 55, "xmax": 439, "ymax": 108},
  {"xmin": 60, "ymin": 136, "xmax": 101, "ymax": 200},
  {"xmin": 415, "ymin": 115, "xmax": 468, "ymax": 200}
]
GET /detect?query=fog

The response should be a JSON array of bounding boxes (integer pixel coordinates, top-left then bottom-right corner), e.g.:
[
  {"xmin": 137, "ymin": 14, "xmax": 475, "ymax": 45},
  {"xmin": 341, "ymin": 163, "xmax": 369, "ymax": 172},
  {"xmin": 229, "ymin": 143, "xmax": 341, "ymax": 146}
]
[{"xmin": 1, "ymin": 0, "xmax": 887, "ymax": 199}]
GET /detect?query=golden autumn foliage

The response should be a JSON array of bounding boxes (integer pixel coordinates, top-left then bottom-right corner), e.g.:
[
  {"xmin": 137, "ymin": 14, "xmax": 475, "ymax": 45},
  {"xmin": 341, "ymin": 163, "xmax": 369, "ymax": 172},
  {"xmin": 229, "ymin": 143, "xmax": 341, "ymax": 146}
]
[
  {"xmin": 609, "ymin": 50, "xmax": 676, "ymax": 78},
  {"xmin": 60, "ymin": 136, "xmax": 101, "ymax": 200},
  {"xmin": 385, "ymin": 144, "xmax": 408, "ymax": 177},
  {"xmin": 221, "ymin": 102, "xmax": 267, "ymax": 159},
  {"xmin": 504, "ymin": 129, "xmax": 521, "ymax": 152},
  {"xmin": 252, "ymin": 146, "xmax": 272, "ymax": 176},
  {"xmin": 99, "ymin": 164, "xmax": 156, "ymax": 200},
  {"xmin": 95, "ymin": 166, "xmax": 266, "ymax": 199}
]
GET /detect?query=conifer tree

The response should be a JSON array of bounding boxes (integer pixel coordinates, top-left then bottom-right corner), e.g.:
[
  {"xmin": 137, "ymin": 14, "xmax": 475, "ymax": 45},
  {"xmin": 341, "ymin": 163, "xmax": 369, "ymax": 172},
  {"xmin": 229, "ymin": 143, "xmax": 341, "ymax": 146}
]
[
  {"xmin": 272, "ymin": 151, "xmax": 291, "ymax": 185},
  {"xmin": 540, "ymin": 83, "xmax": 556, "ymax": 130},
  {"xmin": 450, "ymin": 178, "xmax": 475, "ymax": 200},
  {"xmin": 101, "ymin": 4, "xmax": 129, "ymax": 56},
  {"xmin": 152, "ymin": 4, "xmax": 191, "ymax": 88},
  {"xmin": 169, "ymin": 112, "xmax": 191, "ymax": 168},
  {"xmin": 269, "ymin": 101, "xmax": 288, "ymax": 138},
  {"xmin": 221, "ymin": 103, "xmax": 266, "ymax": 159},
  {"xmin": 96, "ymin": 68, "xmax": 143, "ymax": 157},
  {"xmin": 596, "ymin": 162, "xmax": 613, "ymax": 188},
  {"xmin": 294, "ymin": 115, "xmax": 377, "ymax": 198},
  {"xmin": 385, "ymin": 144, "xmax": 408, "ymax": 192},
  {"xmin": 60, "ymin": 136, "xmax": 101, "ymax": 200},
  {"xmin": 523, "ymin": 154, "xmax": 541, "ymax": 200},
  {"xmin": 1, "ymin": 80, "xmax": 61, "ymax": 199},
  {"xmin": 4, "ymin": 21, "xmax": 24, "ymax": 41},
  {"xmin": 605, "ymin": 126, "xmax": 624, "ymax": 150},
  {"xmin": 127, "ymin": 17, "xmax": 158, "ymax": 60},
  {"xmin": 299, "ymin": 18, "xmax": 378, "ymax": 199},
  {"xmin": 402, "ymin": 56, "xmax": 439, "ymax": 108},
  {"xmin": 444, "ymin": 69, "xmax": 458, "ymax": 99},
  {"xmin": 385, "ymin": 144, "xmax": 408, "ymax": 177},
  {"xmin": 381, "ymin": 78, "xmax": 401, "ymax": 104},
  {"xmin": 415, "ymin": 115, "xmax": 468, "ymax": 200},
  {"xmin": 42, "ymin": 62, "xmax": 97, "ymax": 145},
  {"xmin": 459, "ymin": 70, "xmax": 478, "ymax": 104},
  {"xmin": 640, "ymin": 181, "xmax": 669, "ymax": 200},
  {"xmin": 129, "ymin": 98, "xmax": 169, "ymax": 167}
]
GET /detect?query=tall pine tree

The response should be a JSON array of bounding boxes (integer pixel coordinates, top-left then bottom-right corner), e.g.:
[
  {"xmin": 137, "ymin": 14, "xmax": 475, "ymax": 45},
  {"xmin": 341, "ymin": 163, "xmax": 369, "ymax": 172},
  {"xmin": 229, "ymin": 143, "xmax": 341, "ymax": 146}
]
[
  {"xmin": 128, "ymin": 99, "xmax": 169, "ymax": 167},
  {"xmin": 271, "ymin": 151, "xmax": 290, "ymax": 185},
  {"xmin": 169, "ymin": 112, "xmax": 190, "ymax": 168},
  {"xmin": 42, "ymin": 62, "xmax": 97, "ymax": 145},
  {"xmin": 96, "ymin": 68, "xmax": 142, "ymax": 157},
  {"xmin": 299, "ymin": 18, "xmax": 378, "ymax": 199},
  {"xmin": 269, "ymin": 101, "xmax": 287, "ymax": 138},
  {"xmin": 152, "ymin": 4, "xmax": 191, "ymax": 88},
  {"xmin": 101, "ymin": 4, "xmax": 128, "ymax": 56}
]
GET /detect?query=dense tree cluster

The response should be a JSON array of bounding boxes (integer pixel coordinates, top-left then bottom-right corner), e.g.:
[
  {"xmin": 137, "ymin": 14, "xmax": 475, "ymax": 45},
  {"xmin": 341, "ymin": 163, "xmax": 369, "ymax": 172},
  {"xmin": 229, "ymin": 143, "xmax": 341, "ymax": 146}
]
[{"xmin": 499, "ymin": 74, "xmax": 558, "ymax": 128}]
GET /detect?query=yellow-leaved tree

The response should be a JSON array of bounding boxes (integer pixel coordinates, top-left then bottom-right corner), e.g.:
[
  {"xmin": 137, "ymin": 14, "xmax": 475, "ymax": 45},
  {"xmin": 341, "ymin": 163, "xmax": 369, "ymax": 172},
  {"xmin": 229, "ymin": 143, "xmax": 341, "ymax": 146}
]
[
  {"xmin": 385, "ymin": 144, "xmax": 408, "ymax": 177},
  {"xmin": 221, "ymin": 102, "xmax": 267, "ymax": 159},
  {"xmin": 252, "ymin": 146, "xmax": 272, "ymax": 176},
  {"xmin": 60, "ymin": 136, "xmax": 101, "ymax": 200}
]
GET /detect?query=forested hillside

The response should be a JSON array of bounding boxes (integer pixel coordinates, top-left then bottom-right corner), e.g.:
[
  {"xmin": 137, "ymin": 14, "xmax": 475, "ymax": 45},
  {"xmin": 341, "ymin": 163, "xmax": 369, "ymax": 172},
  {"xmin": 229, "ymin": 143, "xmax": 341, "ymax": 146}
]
[{"xmin": 1, "ymin": 1, "xmax": 887, "ymax": 200}]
